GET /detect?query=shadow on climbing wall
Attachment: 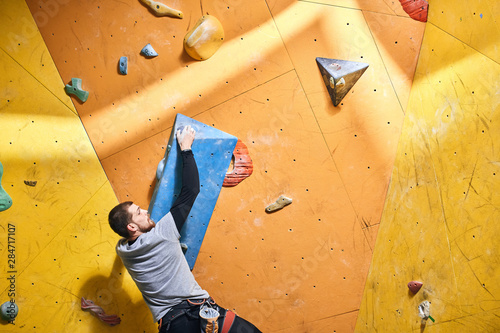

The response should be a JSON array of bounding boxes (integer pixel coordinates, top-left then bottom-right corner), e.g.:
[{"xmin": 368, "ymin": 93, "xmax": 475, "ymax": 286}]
[{"xmin": 78, "ymin": 256, "xmax": 151, "ymax": 331}]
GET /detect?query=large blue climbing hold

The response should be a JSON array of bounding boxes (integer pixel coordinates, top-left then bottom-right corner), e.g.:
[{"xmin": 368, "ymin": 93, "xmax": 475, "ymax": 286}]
[{"xmin": 148, "ymin": 114, "xmax": 237, "ymax": 269}]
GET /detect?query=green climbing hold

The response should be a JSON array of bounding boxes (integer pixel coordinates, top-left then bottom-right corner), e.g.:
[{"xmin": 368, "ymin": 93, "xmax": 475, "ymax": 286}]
[
  {"xmin": 0, "ymin": 162, "xmax": 13, "ymax": 212},
  {"xmin": 65, "ymin": 78, "xmax": 89, "ymax": 103},
  {"xmin": 0, "ymin": 301, "xmax": 18, "ymax": 322}
]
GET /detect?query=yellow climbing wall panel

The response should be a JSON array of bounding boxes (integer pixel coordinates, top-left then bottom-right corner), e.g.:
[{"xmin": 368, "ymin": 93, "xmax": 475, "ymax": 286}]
[
  {"xmin": 0, "ymin": 0, "xmax": 73, "ymax": 110},
  {"xmin": 429, "ymin": 0, "xmax": 499, "ymax": 63},
  {"xmin": 356, "ymin": 0, "xmax": 500, "ymax": 331},
  {"xmin": 0, "ymin": 1, "xmax": 146, "ymax": 332}
]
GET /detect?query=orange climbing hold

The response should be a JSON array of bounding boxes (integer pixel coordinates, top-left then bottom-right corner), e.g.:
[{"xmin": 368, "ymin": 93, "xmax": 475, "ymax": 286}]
[
  {"xmin": 399, "ymin": 0, "xmax": 428, "ymax": 22},
  {"xmin": 223, "ymin": 140, "xmax": 253, "ymax": 187}
]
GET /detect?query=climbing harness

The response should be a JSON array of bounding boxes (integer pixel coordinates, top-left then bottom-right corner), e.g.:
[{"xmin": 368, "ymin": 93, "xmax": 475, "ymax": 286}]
[
  {"xmin": 157, "ymin": 298, "xmax": 237, "ymax": 333},
  {"xmin": 221, "ymin": 310, "xmax": 236, "ymax": 333}
]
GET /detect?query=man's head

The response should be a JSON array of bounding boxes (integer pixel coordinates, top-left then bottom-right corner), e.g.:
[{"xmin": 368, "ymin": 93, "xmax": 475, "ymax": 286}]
[{"xmin": 108, "ymin": 202, "xmax": 155, "ymax": 239}]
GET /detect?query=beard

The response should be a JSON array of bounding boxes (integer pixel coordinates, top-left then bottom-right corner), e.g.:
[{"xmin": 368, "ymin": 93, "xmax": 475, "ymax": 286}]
[{"xmin": 139, "ymin": 217, "xmax": 155, "ymax": 232}]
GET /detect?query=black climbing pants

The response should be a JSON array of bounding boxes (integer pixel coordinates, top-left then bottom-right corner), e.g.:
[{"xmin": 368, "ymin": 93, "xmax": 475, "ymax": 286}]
[{"xmin": 158, "ymin": 299, "xmax": 261, "ymax": 333}]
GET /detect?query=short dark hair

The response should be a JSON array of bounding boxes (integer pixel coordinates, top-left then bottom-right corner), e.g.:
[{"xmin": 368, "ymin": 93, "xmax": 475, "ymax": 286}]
[{"xmin": 108, "ymin": 201, "xmax": 133, "ymax": 238}]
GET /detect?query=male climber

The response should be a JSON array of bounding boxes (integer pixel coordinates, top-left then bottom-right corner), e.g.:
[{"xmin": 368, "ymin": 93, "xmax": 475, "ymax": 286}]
[{"xmin": 108, "ymin": 125, "xmax": 261, "ymax": 333}]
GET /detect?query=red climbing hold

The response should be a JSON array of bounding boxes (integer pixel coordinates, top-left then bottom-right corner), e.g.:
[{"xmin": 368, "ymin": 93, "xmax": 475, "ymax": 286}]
[
  {"xmin": 399, "ymin": 0, "xmax": 428, "ymax": 22},
  {"xmin": 81, "ymin": 297, "xmax": 121, "ymax": 326},
  {"xmin": 407, "ymin": 281, "xmax": 423, "ymax": 294},
  {"xmin": 223, "ymin": 139, "xmax": 253, "ymax": 187}
]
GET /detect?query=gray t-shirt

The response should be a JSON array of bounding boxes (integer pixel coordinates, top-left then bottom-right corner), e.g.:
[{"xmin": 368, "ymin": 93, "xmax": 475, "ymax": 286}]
[{"xmin": 116, "ymin": 212, "xmax": 210, "ymax": 322}]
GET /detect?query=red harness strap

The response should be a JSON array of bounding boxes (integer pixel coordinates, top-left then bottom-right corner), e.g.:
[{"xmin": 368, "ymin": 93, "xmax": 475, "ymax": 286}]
[{"xmin": 221, "ymin": 310, "xmax": 236, "ymax": 333}]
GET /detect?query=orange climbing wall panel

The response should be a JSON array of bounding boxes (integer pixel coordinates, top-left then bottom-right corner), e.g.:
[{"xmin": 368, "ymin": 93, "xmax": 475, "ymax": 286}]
[
  {"xmin": 268, "ymin": 0, "xmax": 424, "ymax": 243},
  {"xmin": 13, "ymin": 0, "xmax": 425, "ymax": 331},
  {"xmin": 26, "ymin": 0, "xmax": 294, "ymax": 160}
]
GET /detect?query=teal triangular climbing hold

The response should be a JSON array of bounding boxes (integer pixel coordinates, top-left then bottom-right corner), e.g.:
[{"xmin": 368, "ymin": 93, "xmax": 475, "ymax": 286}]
[
  {"xmin": 0, "ymin": 162, "xmax": 13, "ymax": 212},
  {"xmin": 316, "ymin": 57, "xmax": 369, "ymax": 106},
  {"xmin": 148, "ymin": 114, "xmax": 238, "ymax": 269}
]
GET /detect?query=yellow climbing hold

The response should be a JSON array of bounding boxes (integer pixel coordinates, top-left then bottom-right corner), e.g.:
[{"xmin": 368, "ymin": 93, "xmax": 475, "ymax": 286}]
[
  {"xmin": 183, "ymin": 15, "xmax": 224, "ymax": 61},
  {"xmin": 139, "ymin": 0, "xmax": 183, "ymax": 19}
]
